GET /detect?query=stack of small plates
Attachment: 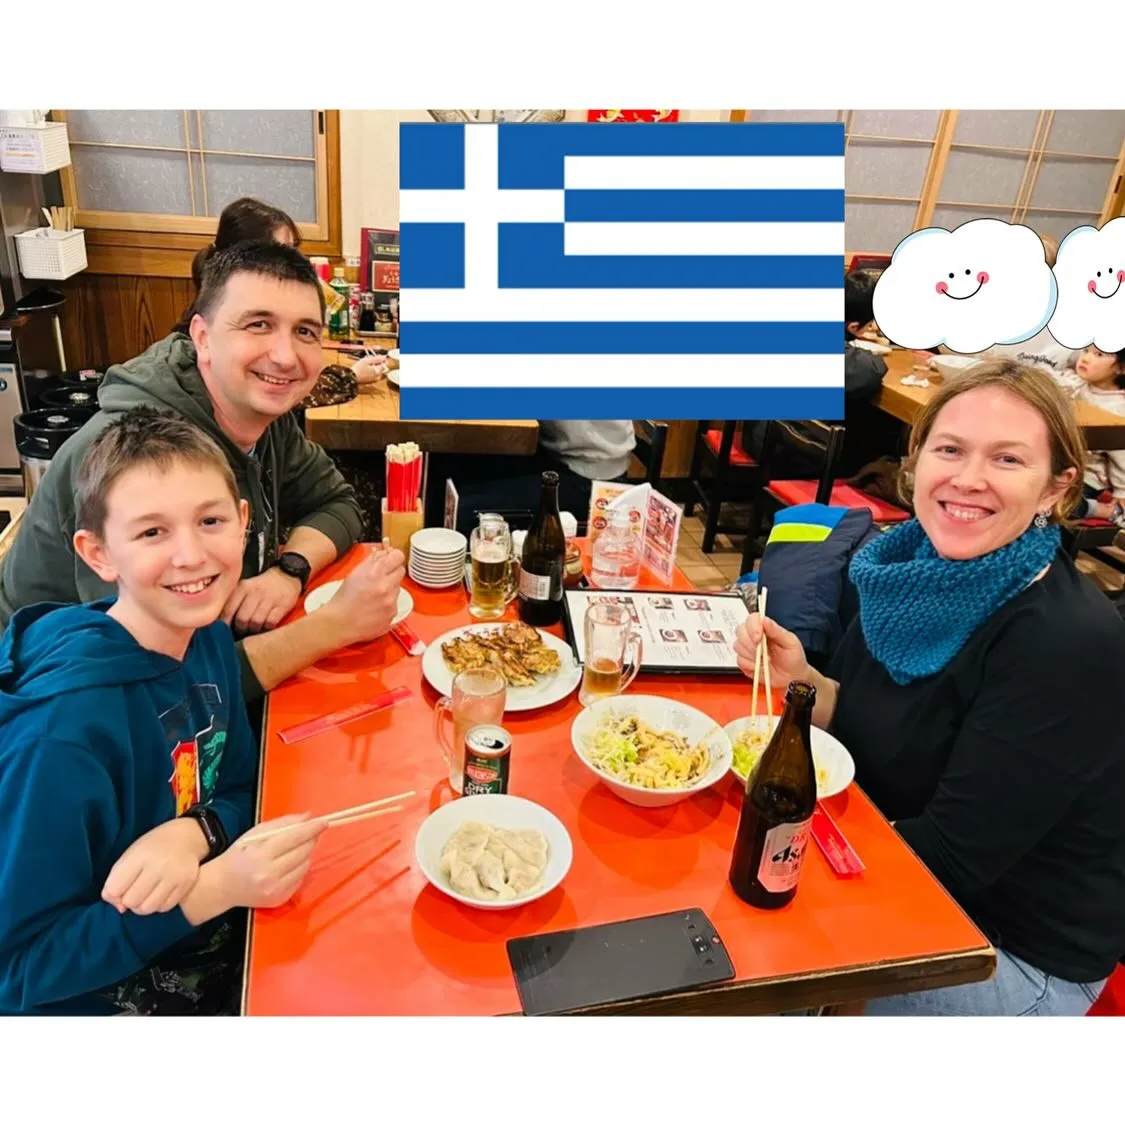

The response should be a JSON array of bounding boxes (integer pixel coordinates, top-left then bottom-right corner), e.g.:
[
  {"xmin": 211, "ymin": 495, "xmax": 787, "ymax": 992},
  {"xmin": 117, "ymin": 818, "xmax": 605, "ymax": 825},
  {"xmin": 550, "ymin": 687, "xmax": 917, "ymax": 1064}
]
[{"xmin": 408, "ymin": 527, "xmax": 467, "ymax": 589}]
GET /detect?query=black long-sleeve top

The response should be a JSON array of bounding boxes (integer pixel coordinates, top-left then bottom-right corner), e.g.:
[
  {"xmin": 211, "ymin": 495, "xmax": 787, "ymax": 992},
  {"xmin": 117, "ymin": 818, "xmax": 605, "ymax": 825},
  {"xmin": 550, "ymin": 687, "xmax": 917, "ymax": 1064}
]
[{"xmin": 828, "ymin": 553, "xmax": 1125, "ymax": 982}]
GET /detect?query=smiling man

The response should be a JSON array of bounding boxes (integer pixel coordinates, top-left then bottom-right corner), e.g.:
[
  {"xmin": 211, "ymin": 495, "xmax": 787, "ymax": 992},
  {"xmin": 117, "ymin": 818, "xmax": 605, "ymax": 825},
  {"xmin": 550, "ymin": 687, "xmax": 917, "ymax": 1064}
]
[{"xmin": 0, "ymin": 241, "xmax": 405, "ymax": 700}]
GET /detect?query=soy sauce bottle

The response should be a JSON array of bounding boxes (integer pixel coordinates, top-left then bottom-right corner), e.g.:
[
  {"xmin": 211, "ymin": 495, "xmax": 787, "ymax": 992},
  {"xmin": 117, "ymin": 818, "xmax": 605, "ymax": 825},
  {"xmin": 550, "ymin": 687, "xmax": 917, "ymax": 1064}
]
[
  {"xmin": 518, "ymin": 471, "xmax": 566, "ymax": 627},
  {"xmin": 728, "ymin": 681, "xmax": 818, "ymax": 909}
]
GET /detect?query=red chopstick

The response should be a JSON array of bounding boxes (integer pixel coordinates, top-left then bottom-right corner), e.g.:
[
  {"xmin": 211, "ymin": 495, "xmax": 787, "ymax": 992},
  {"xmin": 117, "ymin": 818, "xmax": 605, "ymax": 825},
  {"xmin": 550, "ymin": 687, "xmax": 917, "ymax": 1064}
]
[
  {"xmin": 278, "ymin": 686, "xmax": 412, "ymax": 744},
  {"xmin": 811, "ymin": 803, "xmax": 865, "ymax": 877}
]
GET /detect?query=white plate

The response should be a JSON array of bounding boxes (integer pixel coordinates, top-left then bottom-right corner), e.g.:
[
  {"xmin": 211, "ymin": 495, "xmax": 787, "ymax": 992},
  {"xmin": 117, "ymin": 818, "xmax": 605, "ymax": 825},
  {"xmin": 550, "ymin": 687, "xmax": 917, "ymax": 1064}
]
[
  {"xmin": 850, "ymin": 338, "xmax": 892, "ymax": 356},
  {"xmin": 415, "ymin": 794, "xmax": 572, "ymax": 911},
  {"xmin": 570, "ymin": 695, "xmax": 732, "ymax": 809},
  {"xmin": 411, "ymin": 528, "xmax": 466, "ymax": 555},
  {"xmin": 304, "ymin": 582, "xmax": 414, "ymax": 625},
  {"xmin": 422, "ymin": 623, "xmax": 581, "ymax": 712},
  {"xmin": 723, "ymin": 715, "xmax": 855, "ymax": 799},
  {"xmin": 387, "ymin": 367, "xmax": 400, "ymax": 387}
]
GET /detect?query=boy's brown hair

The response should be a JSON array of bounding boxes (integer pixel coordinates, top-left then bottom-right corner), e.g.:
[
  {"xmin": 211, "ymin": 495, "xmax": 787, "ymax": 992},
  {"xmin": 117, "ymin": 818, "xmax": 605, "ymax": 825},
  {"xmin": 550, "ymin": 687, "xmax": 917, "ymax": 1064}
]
[{"xmin": 76, "ymin": 407, "xmax": 239, "ymax": 536}]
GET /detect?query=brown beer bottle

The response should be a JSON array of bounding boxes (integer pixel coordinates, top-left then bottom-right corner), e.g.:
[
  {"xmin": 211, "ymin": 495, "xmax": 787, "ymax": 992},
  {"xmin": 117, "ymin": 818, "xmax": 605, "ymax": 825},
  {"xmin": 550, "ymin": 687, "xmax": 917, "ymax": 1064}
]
[
  {"xmin": 518, "ymin": 471, "xmax": 566, "ymax": 627},
  {"xmin": 728, "ymin": 681, "xmax": 818, "ymax": 909}
]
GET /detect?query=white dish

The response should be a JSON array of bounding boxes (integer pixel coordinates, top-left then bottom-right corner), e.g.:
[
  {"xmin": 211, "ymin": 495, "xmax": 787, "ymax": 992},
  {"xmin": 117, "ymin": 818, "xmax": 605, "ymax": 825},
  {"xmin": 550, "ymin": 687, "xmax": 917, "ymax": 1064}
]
[
  {"xmin": 410, "ymin": 528, "xmax": 467, "ymax": 556},
  {"xmin": 304, "ymin": 582, "xmax": 413, "ymax": 625},
  {"xmin": 415, "ymin": 794, "xmax": 572, "ymax": 911},
  {"xmin": 850, "ymin": 338, "xmax": 892, "ymax": 356},
  {"xmin": 422, "ymin": 623, "xmax": 581, "ymax": 712},
  {"xmin": 723, "ymin": 715, "xmax": 855, "ymax": 799},
  {"xmin": 930, "ymin": 354, "xmax": 982, "ymax": 379},
  {"xmin": 570, "ymin": 695, "xmax": 732, "ymax": 809},
  {"xmin": 386, "ymin": 367, "xmax": 400, "ymax": 387}
]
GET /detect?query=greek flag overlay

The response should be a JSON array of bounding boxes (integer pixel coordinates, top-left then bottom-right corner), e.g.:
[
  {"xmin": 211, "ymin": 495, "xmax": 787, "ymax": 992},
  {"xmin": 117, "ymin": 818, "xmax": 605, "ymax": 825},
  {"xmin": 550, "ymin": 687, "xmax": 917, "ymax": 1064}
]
[{"xmin": 398, "ymin": 122, "xmax": 844, "ymax": 419}]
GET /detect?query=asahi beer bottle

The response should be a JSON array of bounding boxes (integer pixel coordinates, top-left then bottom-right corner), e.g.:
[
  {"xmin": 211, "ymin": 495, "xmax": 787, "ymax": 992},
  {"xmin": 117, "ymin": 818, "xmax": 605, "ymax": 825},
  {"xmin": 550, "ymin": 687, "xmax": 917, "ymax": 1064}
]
[
  {"xmin": 518, "ymin": 471, "xmax": 566, "ymax": 627},
  {"xmin": 728, "ymin": 681, "xmax": 818, "ymax": 909}
]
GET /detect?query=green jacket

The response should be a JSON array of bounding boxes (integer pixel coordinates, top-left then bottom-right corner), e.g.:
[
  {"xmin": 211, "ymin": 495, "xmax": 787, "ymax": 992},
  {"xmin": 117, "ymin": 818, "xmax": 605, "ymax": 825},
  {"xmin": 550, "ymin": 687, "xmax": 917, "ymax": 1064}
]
[{"xmin": 0, "ymin": 333, "xmax": 365, "ymax": 699}]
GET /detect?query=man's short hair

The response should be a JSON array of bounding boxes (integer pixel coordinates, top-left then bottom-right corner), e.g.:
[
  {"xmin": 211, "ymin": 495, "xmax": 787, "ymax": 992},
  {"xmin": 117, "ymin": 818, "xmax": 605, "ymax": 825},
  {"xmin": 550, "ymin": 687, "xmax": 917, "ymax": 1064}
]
[
  {"xmin": 194, "ymin": 240, "xmax": 325, "ymax": 324},
  {"xmin": 76, "ymin": 407, "xmax": 240, "ymax": 537},
  {"xmin": 844, "ymin": 270, "xmax": 878, "ymax": 336}
]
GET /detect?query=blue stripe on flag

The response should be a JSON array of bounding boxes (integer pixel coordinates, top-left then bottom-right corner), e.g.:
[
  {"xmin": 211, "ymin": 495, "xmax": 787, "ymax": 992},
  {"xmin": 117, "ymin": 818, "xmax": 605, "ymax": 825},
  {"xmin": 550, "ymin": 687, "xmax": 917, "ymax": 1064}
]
[
  {"xmin": 564, "ymin": 189, "xmax": 845, "ymax": 223},
  {"xmin": 400, "ymin": 124, "xmax": 464, "ymax": 190},
  {"xmin": 400, "ymin": 386, "xmax": 845, "ymax": 421},
  {"xmin": 498, "ymin": 224, "xmax": 843, "ymax": 289},
  {"xmin": 399, "ymin": 223, "xmax": 465, "ymax": 288},
  {"xmin": 498, "ymin": 123, "xmax": 845, "ymax": 189},
  {"xmin": 400, "ymin": 322, "xmax": 840, "ymax": 354}
]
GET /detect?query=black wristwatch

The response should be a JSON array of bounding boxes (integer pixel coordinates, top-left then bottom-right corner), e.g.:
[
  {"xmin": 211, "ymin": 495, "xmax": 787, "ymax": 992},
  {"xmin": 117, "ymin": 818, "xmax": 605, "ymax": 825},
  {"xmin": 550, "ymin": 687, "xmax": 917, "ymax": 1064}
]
[
  {"xmin": 181, "ymin": 804, "xmax": 230, "ymax": 862},
  {"xmin": 270, "ymin": 551, "xmax": 312, "ymax": 593}
]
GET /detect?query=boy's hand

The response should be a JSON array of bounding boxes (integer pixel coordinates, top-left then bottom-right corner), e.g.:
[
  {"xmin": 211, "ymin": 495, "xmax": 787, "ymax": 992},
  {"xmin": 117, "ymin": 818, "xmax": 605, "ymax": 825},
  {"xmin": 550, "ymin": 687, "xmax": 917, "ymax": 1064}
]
[
  {"xmin": 222, "ymin": 569, "xmax": 303, "ymax": 635},
  {"xmin": 207, "ymin": 815, "xmax": 325, "ymax": 913},
  {"xmin": 102, "ymin": 818, "xmax": 209, "ymax": 915}
]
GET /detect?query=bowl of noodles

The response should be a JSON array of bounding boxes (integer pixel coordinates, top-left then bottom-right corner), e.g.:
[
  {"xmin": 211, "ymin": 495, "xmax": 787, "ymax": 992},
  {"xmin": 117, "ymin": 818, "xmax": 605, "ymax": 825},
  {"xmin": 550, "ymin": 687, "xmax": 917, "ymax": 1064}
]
[
  {"xmin": 571, "ymin": 695, "xmax": 732, "ymax": 808},
  {"xmin": 724, "ymin": 716, "xmax": 854, "ymax": 799}
]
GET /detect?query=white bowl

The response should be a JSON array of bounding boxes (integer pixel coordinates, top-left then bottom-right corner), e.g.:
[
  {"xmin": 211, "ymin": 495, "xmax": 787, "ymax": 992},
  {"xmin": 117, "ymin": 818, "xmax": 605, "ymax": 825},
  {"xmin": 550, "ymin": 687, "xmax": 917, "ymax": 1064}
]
[
  {"xmin": 414, "ymin": 794, "xmax": 573, "ymax": 911},
  {"xmin": 570, "ymin": 694, "xmax": 732, "ymax": 808},
  {"xmin": 723, "ymin": 715, "xmax": 855, "ymax": 799},
  {"xmin": 930, "ymin": 354, "xmax": 982, "ymax": 380}
]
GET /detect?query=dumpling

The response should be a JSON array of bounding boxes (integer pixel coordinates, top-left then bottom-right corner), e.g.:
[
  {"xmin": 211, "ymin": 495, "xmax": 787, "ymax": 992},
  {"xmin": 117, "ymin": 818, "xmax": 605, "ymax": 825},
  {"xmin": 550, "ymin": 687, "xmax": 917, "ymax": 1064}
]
[
  {"xmin": 440, "ymin": 823, "xmax": 550, "ymax": 901},
  {"xmin": 495, "ymin": 828, "xmax": 548, "ymax": 871}
]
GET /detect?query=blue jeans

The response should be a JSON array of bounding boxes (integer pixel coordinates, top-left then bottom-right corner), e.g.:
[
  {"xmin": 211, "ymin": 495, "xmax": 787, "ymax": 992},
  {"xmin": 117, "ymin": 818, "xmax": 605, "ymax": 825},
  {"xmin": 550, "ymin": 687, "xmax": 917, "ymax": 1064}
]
[{"xmin": 865, "ymin": 949, "xmax": 1107, "ymax": 1016}]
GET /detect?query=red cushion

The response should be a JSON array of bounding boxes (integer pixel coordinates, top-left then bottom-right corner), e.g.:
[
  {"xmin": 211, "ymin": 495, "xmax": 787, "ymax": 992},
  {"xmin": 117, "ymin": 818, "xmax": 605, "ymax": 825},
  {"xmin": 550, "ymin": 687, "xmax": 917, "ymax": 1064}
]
[
  {"xmin": 1087, "ymin": 964, "xmax": 1125, "ymax": 1016},
  {"xmin": 1075, "ymin": 518, "xmax": 1115, "ymax": 528},
  {"xmin": 703, "ymin": 428, "xmax": 756, "ymax": 467},
  {"xmin": 767, "ymin": 479, "xmax": 912, "ymax": 523}
]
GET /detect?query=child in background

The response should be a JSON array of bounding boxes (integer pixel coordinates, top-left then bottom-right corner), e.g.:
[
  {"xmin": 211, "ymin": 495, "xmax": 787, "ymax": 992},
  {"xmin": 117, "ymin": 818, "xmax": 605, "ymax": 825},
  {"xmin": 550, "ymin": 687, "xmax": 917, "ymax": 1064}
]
[
  {"xmin": 1054, "ymin": 347, "xmax": 1125, "ymax": 526},
  {"xmin": 0, "ymin": 408, "xmax": 324, "ymax": 1015}
]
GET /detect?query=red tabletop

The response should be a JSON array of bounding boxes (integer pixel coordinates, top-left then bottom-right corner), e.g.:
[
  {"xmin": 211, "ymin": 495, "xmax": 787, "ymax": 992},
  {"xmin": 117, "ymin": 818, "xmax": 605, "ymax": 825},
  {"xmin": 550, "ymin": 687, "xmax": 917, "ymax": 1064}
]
[{"xmin": 243, "ymin": 545, "xmax": 993, "ymax": 1015}]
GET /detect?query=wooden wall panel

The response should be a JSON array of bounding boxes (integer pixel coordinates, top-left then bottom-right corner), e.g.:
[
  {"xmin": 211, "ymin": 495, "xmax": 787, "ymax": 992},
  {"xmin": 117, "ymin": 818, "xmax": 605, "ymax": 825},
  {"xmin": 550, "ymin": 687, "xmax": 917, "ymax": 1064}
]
[{"xmin": 58, "ymin": 274, "xmax": 195, "ymax": 370}]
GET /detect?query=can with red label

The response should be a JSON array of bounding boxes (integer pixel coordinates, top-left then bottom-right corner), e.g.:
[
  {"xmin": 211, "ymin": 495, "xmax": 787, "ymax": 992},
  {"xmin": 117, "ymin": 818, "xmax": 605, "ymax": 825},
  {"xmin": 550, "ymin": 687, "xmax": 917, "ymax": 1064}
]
[{"xmin": 461, "ymin": 724, "xmax": 512, "ymax": 796}]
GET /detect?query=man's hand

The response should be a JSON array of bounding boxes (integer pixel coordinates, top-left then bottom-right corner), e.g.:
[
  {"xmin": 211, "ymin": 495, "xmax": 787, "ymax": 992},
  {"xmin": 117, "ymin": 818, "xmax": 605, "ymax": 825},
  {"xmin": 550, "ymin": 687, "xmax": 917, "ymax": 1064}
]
[
  {"xmin": 319, "ymin": 547, "xmax": 405, "ymax": 648},
  {"xmin": 222, "ymin": 568, "xmax": 303, "ymax": 635},
  {"xmin": 101, "ymin": 818, "xmax": 209, "ymax": 916}
]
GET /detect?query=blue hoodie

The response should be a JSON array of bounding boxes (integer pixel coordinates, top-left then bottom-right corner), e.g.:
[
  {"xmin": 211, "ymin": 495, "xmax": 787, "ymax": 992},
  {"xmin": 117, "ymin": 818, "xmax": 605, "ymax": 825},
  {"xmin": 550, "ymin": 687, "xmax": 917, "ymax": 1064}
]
[{"xmin": 0, "ymin": 601, "xmax": 256, "ymax": 1015}]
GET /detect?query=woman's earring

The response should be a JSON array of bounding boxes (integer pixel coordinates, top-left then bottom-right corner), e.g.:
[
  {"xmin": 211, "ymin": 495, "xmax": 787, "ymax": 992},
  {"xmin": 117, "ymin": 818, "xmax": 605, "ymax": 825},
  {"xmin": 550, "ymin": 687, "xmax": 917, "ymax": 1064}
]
[{"xmin": 1034, "ymin": 511, "xmax": 1049, "ymax": 529}]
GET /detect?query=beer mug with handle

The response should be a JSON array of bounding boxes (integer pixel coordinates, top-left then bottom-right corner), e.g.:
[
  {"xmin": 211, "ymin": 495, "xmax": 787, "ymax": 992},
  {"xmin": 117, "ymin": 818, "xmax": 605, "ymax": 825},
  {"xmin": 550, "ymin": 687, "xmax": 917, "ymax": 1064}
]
[
  {"xmin": 579, "ymin": 601, "xmax": 643, "ymax": 706},
  {"xmin": 469, "ymin": 515, "xmax": 517, "ymax": 619},
  {"xmin": 434, "ymin": 666, "xmax": 507, "ymax": 793}
]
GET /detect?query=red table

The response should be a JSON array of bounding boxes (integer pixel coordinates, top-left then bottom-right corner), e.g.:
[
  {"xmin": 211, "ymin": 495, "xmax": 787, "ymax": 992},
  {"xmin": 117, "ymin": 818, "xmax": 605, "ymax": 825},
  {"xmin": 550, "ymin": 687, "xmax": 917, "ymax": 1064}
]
[{"xmin": 243, "ymin": 546, "xmax": 993, "ymax": 1015}]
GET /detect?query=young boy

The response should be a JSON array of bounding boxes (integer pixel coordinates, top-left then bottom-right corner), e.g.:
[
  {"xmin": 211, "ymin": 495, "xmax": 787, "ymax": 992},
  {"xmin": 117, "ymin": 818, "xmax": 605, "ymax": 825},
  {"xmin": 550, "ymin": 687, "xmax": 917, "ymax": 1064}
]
[{"xmin": 0, "ymin": 407, "xmax": 323, "ymax": 1015}]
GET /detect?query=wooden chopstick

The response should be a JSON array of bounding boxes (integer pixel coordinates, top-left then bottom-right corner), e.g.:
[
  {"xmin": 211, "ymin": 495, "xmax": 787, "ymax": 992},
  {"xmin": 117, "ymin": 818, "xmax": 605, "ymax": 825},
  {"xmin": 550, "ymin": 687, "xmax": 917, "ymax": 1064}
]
[
  {"xmin": 242, "ymin": 789, "xmax": 415, "ymax": 844},
  {"xmin": 759, "ymin": 588, "xmax": 773, "ymax": 725}
]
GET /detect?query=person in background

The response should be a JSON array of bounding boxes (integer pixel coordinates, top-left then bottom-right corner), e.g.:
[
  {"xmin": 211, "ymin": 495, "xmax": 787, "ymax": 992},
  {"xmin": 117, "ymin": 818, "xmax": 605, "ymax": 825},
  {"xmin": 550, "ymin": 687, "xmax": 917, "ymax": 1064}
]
[
  {"xmin": 1054, "ymin": 346, "xmax": 1125, "ymax": 525},
  {"xmin": 448, "ymin": 421, "xmax": 637, "ymax": 535},
  {"xmin": 0, "ymin": 242, "xmax": 405, "ymax": 701},
  {"xmin": 173, "ymin": 197, "xmax": 300, "ymax": 335},
  {"xmin": 0, "ymin": 410, "xmax": 324, "ymax": 1014},
  {"xmin": 736, "ymin": 359, "xmax": 1125, "ymax": 1016}
]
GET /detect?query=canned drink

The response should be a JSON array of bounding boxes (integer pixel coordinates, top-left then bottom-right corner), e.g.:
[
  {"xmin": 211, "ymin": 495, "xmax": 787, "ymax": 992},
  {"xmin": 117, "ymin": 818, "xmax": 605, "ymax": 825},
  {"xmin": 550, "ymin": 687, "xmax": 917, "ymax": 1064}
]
[{"xmin": 462, "ymin": 724, "xmax": 512, "ymax": 796}]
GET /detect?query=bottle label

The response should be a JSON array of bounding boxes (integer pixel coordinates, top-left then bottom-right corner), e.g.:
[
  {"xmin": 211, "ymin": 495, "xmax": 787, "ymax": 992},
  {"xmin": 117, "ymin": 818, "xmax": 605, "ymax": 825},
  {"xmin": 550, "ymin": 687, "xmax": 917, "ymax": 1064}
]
[
  {"xmin": 519, "ymin": 569, "xmax": 552, "ymax": 601},
  {"xmin": 756, "ymin": 818, "xmax": 812, "ymax": 893}
]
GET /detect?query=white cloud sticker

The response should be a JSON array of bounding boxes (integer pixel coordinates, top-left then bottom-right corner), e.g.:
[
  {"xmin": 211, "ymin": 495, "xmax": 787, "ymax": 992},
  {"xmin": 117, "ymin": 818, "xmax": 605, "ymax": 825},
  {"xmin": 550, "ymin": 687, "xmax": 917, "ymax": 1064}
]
[
  {"xmin": 873, "ymin": 219, "xmax": 1057, "ymax": 353},
  {"xmin": 1047, "ymin": 217, "xmax": 1125, "ymax": 352}
]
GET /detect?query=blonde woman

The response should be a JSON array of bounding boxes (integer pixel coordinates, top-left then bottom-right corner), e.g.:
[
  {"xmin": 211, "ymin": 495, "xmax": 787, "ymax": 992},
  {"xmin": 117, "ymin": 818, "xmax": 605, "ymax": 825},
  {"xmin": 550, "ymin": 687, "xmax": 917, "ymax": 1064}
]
[{"xmin": 736, "ymin": 360, "xmax": 1125, "ymax": 1016}]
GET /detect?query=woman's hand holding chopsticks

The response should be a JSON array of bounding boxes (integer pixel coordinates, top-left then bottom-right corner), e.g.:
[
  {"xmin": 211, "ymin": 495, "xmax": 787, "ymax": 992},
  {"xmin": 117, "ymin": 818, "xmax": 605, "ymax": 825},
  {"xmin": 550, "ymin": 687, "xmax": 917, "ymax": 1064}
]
[{"xmin": 734, "ymin": 613, "xmax": 813, "ymax": 700}]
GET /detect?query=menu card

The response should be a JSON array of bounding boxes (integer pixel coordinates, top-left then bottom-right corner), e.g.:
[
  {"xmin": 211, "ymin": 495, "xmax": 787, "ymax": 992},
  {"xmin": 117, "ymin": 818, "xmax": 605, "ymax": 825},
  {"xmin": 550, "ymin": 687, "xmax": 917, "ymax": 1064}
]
[
  {"xmin": 564, "ymin": 589, "xmax": 749, "ymax": 674},
  {"xmin": 587, "ymin": 481, "xmax": 684, "ymax": 585}
]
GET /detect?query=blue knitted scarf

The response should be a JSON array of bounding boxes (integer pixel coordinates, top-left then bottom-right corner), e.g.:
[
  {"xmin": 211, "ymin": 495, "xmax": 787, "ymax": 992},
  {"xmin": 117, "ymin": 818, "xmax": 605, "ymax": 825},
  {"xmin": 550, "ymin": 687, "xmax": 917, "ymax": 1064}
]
[{"xmin": 848, "ymin": 519, "xmax": 1061, "ymax": 685}]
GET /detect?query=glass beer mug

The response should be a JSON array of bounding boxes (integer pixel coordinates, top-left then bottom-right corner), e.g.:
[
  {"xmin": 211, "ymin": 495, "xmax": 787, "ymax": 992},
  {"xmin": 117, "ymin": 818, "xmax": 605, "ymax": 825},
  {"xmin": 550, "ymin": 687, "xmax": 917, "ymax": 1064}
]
[
  {"xmin": 469, "ymin": 515, "xmax": 517, "ymax": 619},
  {"xmin": 433, "ymin": 666, "xmax": 507, "ymax": 793},
  {"xmin": 579, "ymin": 601, "xmax": 643, "ymax": 706}
]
